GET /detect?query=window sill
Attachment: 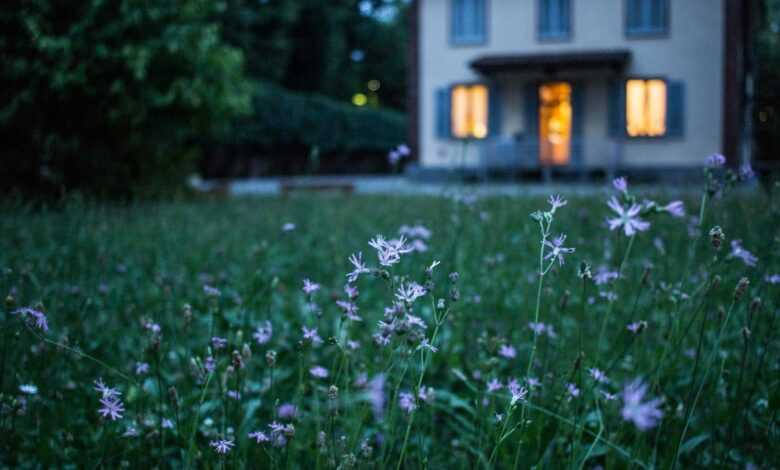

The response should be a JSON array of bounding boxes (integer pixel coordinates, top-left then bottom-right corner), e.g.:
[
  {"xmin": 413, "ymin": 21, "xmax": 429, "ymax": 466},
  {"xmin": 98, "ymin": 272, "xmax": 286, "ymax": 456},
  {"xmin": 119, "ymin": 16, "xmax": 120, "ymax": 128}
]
[
  {"xmin": 538, "ymin": 32, "xmax": 572, "ymax": 43},
  {"xmin": 625, "ymin": 29, "xmax": 669, "ymax": 39},
  {"xmin": 450, "ymin": 36, "xmax": 488, "ymax": 47}
]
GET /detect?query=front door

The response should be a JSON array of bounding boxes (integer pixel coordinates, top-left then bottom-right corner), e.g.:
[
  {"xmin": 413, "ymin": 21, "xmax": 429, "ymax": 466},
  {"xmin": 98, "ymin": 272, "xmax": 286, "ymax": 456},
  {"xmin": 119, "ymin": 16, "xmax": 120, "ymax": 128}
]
[{"xmin": 539, "ymin": 82, "xmax": 572, "ymax": 166}]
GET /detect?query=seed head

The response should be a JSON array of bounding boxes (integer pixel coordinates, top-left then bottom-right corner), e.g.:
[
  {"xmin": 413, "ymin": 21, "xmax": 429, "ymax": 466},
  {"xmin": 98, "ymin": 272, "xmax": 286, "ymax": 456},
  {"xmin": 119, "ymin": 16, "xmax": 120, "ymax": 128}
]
[
  {"xmin": 709, "ymin": 226, "xmax": 725, "ymax": 250},
  {"xmin": 265, "ymin": 350, "xmax": 277, "ymax": 367},
  {"xmin": 734, "ymin": 277, "xmax": 749, "ymax": 300}
]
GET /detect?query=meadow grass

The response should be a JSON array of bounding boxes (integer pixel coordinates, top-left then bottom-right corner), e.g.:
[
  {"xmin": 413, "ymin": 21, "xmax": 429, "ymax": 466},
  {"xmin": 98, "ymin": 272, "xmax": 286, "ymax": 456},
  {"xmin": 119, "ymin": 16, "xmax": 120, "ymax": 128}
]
[{"xmin": 0, "ymin": 180, "xmax": 778, "ymax": 469}]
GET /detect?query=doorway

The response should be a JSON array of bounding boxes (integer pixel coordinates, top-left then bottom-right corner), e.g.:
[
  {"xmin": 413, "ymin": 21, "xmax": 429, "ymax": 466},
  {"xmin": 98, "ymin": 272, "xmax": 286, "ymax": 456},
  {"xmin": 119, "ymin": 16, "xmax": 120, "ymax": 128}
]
[{"xmin": 539, "ymin": 82, "xmax": 572, "ymax": 166}]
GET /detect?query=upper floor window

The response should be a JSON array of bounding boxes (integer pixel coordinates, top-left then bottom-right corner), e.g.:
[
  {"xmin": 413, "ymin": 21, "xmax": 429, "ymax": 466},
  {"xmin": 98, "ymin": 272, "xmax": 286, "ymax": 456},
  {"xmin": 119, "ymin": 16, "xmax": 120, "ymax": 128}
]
[
  {"xmin": 539, "ymin": 0, "xmax": 571, "ymax": 40},
  {"xmin": 451, "ymin": 84, "xmax": 489, "ymax": 139},
  {"xmin": 451, "ymin": 0, "xmax": 487, "ymax": 45},
  {"xmin": 626, "ymin": 79, "xmax": 667, "ymax": 137},
  {"xmin": 626, "ymin": 0, "xmax": 668, "ymax": 36}
]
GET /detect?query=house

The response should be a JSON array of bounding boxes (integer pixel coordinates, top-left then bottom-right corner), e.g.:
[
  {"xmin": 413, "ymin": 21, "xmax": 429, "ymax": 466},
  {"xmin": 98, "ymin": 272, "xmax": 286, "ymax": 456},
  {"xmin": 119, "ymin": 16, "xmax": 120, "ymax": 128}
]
[{"xmin": 407, "ymin": 0, "xmax": 752, "ymax": 178}]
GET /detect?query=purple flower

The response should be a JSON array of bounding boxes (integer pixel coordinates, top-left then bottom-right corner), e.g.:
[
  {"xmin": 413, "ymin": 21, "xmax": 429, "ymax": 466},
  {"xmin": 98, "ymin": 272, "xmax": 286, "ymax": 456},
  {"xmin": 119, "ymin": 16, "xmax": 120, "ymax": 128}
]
[
  {"xmin": 613, "ymin": 177, "xmax": 628, "ymax": 194},
  {"xmin": 663, "ymin": 201, "xmax": 685, "ymax": 218},
  {"xmin": 98, "ymin": 396, "xmax": 125, "ymax": 421},
  {"xmin": 227, "ymin": 390, "xmax": 241, "ymax": 400},
  {"xmin": 487, "ymin": 378, "xmax": 503, "ymax": 393},
  {"xmin": 94, "ymin": 378, "xmax": 121, "ymax": 399},
  {"xmin": 344, "ymin": 284, "xmax": 359, "ymax": 299},
  {"xmin": 253, "ymin": 321, "xmax": 272, "ymax": 345},
  {"xmin": 19, "ymin": 384, "xmax": 38, "ymax": 395},
  {"xmin": 588, "ymin": 368, "xmax": 609, "ymax": 383},
  {"xmin": 203, "ymin": 285, "xmax": 221, "ymax": 297},
  {"xmin": 417, "ymin": 338, "xmax": 438, "ymax": 353},
  {"xmin": 528, "ymin": 322, "xmax": 546, "ymax": 335},
  {"xmin": 397, "ymin": 144, "xmax": 411, "ymax": 156},
  {"xmin": 249, "ymin": 431, "xmax": 270, "ymax": 443},
  {"xmin": 302, "ymin": 279, "xmax": 320, "ymax": 295},
  {"xmin": 282, "ymin": 222, "xmax": 296, "ymax": 232},
  {"xmin": 566, "ymin": 383, "xmax": 580, "ymax": 399},
  {"xmin": 621, "ymin": 379, "xmax": 664, "ymax": 431},
  {"xmin": 740, "ymin": 163, "xmax": 755, "ymax": 180},
  {"xmin": 594, "ymin": 267, "xmax": 619, "ymax": 285},
  {"xmin": 606, "ymin": 197, "xmax": 650, "ymax": 236},
  {"xmin": 399, "ymin": 392, "xmax": 417, "ymax": 413},
  {"xmin": 395, "ymin": 282, "xmax": 427, "ymax": 304},
  {"xmin": 388, "ymin": 149, "xmax": 401, "ymax": 165},
  {"xmin": 336, "ymin": 300, "xmax": 362, "ymax": 321},
  {"xmin": 399, "ymin": 224, "xmax": 431, "ymax": 240},
  {"xmin": 626, "ymin": 320, "xmax": 647, "ymax": 334},
  {"xmin": 135, "ymin": 362, "xmax": 150, "ymax": 375},
  {"xmin": 418, "ymin": 386, "xmax": 435, "ymax": 403},
  {"xmin": 210, "ymin": 439, "xmax": 235, "ymax": 454},
  {"xmin": 277, "ymin": 403, "xmax": 298, "ymax": 419},
  {"xmin": 508, "ymin": 381, "xmax": 528, "ymax": 404},
  {"xmin": 547, "ymin": 194, "xmax": 567, "ymax": 212},
  {"xmin": 526, "ymin": 377, "xmax": 541, "ymax": 389},
  {"xmin": 765, "ymin": 274, "xmax": 780, "ymax": 284},
  {"xmin": 601, "ymin": 391, "xmax": 618, "ymax": 401},
  {"xmin": 729, "ymin": 240, "xmax": 758, "ymax": 267},
  {"xmin": 369, "ymin": 235, "xmax": 413, "ymax": 267},
  {"xmin": 404, "ymin": 314, "xmax": 427, "ymax": 330},
  {"xmin": 309, "ymin": 365, "xmax": 328, "ymax": 379},
  {"xmin": 544, "ymin": 234, "xmax": 575, "ymax": 266},
  {"xmin": 368, "ymin": 374, "xmax": 386, "ymax": 420},
  {"xmin": 12, "ymin": 307, "xmax": 49, "ymax": 332},
  {"xmin": 705, "ymin": 153, "xmax": 726, "ymax": 167},
  {"xmin": 211, "ymin": 336, "xmax": 227, "ymax": 350},
  {"xmin": 302, "ymin": 326, "xmax": 323, "ymax": 345},
  {"xmin": 346, "ymin": 252, "xmax": 371, "ymax": 283},
  {"xmin": 498, "ymin": 344, "xmax": 516, "ymax": 359}
]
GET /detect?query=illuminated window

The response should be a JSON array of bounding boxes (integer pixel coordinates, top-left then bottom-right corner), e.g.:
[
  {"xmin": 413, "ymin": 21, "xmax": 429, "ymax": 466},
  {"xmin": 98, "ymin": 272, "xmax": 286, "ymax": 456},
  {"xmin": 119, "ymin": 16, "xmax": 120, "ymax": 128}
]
[
  {"xmin": 626, "ymin": 79, "xmax": 666, "ymax": 137},
  {"xmin": 451, "ymin": 84, "xmax": 489, "ymax": 139}
]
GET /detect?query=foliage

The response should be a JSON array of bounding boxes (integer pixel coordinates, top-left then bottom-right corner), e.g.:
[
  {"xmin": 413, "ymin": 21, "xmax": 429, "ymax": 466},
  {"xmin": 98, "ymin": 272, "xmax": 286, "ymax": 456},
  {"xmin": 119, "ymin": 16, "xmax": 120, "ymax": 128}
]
[
  {"xmin": 1, "ymin": 177, "xmax": 778, "ymax": 467},
  {"xmin": 205, "ymin": 82, "xmax": 406, "ymax": 176},
  {"xmin": 0, "ymin": 0, "xmax": 251, "ymax": 197},
  {"xmin": 218, "ymin": 0, "xmax": 409, "ymax": 111}
]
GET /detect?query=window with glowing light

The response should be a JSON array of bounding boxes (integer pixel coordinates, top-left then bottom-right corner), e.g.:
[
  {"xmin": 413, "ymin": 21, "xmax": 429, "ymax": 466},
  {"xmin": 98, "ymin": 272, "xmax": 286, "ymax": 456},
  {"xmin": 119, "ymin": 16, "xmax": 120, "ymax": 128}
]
[
  {"xmin": 625, "ymin": 79, "xmax": 666, "ymax": 137},
  {"xmin": 451, "ymin": 84, "xmax": 489, "ymax": 139}
]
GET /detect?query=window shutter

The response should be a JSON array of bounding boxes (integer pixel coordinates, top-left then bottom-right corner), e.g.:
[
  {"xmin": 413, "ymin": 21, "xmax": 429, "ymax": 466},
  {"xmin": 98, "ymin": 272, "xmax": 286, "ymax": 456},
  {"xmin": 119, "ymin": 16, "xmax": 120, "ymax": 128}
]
[
  {"xmin": 488, "ymin": 81, "xmax": 502, "ymax": 137},
  {"xmin": 561, "ymin": 0, "xmax": 571, "ymax": 35},
  {"xmin": 452, "ymin": 0, "xmax": 463, "ymax": 40},
  {"xmin": 474, "ymin": 0, "xmax": 486, "ymax": 41},
  {"xmin": 436, "ymin": 87, "xmax": 452, "ymax": 139},
  {"xmin": 627, "ymin": 0, "xmax": 642, "ymax": 31},
  {"xmin": 572, "ymin": 82, "xmax": 585, "ymax": 167},
  {"xmin": 666, "ymin": 80, "xmax": 685, "ymax": 138},
  {"xmin": 608, "ymin": 80, "xmax": 626, "ymax": 139},
  {"xmin": 539, "ymin": 0, "xmax": 550, "ymax": 36}
]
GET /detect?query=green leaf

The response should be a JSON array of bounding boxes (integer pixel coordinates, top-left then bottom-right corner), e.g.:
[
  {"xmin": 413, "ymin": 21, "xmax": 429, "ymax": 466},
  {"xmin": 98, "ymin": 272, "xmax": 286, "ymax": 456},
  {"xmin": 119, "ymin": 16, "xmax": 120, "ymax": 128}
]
[{"xmin": 680, "ymin": 434, "xmax": 710, "ymax": 455}]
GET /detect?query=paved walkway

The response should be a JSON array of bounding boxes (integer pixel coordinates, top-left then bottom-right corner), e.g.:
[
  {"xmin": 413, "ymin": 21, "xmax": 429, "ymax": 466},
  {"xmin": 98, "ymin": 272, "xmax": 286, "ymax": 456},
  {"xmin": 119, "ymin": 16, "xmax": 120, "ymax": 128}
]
[{"xmin": 206, "ymin": 175, "xmax": 718, "ymax": 197}]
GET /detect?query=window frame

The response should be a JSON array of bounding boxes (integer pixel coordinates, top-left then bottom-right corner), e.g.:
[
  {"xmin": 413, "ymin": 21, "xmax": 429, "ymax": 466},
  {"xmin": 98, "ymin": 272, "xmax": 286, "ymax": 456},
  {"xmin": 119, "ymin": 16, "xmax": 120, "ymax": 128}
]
[
  {"xmin": 624, "ymin": 0, "xmax": 669, "ymax": 39},
  {"xmin": 537, "ymin": 0, "xmax": 573, "ymax": 42},
  {"xmin": 448, "ymin": 81, "xmax": 491, "ymax": 140},
  {"xmin": 449, "ymin": 0, "xmax": 489, "ymax": 46},
  {"xmin": 623, "ymin": 76, "xmax": 669, "ymax": 140}
]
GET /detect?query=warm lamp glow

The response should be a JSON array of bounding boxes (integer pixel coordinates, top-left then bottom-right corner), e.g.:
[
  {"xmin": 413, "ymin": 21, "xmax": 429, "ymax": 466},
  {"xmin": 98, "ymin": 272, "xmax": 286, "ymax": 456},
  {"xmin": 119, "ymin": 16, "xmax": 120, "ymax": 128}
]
[
  {"xmin": 626, "ymin": 79, "xmax": 666, "ymax": 137},
  {"xmin": 451, "ymin": 84, "xmax": 489, "ymax": 139}
]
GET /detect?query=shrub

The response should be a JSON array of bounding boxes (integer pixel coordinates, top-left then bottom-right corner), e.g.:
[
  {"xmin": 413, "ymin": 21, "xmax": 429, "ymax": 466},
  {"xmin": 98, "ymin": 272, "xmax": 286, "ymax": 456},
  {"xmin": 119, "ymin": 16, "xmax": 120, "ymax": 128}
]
[{"xmin": 0, "ymin": 0, "xmax": 251, "ymax": 198}]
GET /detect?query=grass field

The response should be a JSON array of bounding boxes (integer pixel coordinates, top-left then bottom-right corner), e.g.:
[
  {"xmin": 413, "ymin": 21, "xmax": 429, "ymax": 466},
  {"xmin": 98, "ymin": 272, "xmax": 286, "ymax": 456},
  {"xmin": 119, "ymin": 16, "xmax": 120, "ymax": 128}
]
[{"xmin": 1, "ymin": 177, "xmax": 778, "ymax": 468}]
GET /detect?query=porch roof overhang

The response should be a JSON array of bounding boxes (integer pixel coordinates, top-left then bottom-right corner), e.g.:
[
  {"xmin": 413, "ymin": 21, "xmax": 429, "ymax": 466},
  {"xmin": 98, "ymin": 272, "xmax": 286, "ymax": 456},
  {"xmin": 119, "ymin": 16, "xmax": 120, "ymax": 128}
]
[{"xmin": 469, "ymin": 49, "xmax": 631, "ymax": 75}]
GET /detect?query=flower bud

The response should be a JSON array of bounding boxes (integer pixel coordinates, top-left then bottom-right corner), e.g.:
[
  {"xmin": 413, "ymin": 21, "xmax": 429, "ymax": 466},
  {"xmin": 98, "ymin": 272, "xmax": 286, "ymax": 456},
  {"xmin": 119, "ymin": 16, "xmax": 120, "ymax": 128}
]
[
  {"xmin": 710, "ymin": 275, "xmax": 721, "ymax": 290},
  {"xmin": 265, "ymin": 350, "xmax": 277, "ymax": 367},
  {"xmin": 741, "ymin": 326, "xmax": 751, "ymax": 341},
  {"xmin": 232, "ymin": 350, "xmax": 244, "ymax": 369},
  {"xmin": 709, "ymin": 226, "xmax": 725, "ymax": 250},
  {"xmin": 449, "ymin": 272, "xmax": 459, "ymax": 283},
  {"xmin": 5, "ymin": 295, "xmax": 15, "ymax": 308},
  {"xmin": 749, "ymin": 297, "xmax": 761, "ymax": 315},
  {"xmin": 241, "ymin": 343, "xmax": 252, "ymax": 360},
  {"xmin": 328, "ymin": 385, "xmax": 339, "ymax": 401},
  {"xmin": 734, "ymin": 277, "xmax": 749, "ymax": 300}
]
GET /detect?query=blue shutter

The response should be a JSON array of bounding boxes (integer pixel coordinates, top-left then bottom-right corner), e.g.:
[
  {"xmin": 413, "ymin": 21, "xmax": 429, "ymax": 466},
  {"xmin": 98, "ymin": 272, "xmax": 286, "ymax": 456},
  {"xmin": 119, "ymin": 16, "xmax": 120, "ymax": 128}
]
[
  {"xmin": 452, "ymin": 0, "xmax": 462, "ymax": 41},
  {"xmin": 539, "ymin": 0, "xmax": 550, "ymax": 36},
  {"xmin": 627, "ymin": 0, "xmax": 642, "ymax": 32},
  {"xmin": 561, "ymin": 0, "xmax": 570, "ymax": 35},
  {"xmin": 666, "ymin": 80, "xmax": 685, "ymax": 138},
  {"xmin": 436, "ymin": 87, "xmax": 452, "ymax": 139},
  {"xmin": 488, "ymin": 81, "xmax": 502, "ymax": 137},
  {"xmin": 524, "ymin": 82, "xmax": 540, "ymax": 162},
  {"xmin": 572, "ymin": 82, "xmax": 585, "ymax": 167},
  {"xmin": 608, "ymin": 80, "xmax": 626, "ymax": 139},
  {"xmin": 474, "ymin": 0, "xmax": 486, "ymax": 41}
]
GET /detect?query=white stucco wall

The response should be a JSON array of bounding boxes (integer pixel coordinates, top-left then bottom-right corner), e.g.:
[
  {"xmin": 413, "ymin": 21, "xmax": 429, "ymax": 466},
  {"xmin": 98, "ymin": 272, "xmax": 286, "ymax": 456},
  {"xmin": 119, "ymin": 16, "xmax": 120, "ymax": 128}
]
[{"xmin": 418, "ymin": 0, "xmax": 725, "ymax": 169}]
